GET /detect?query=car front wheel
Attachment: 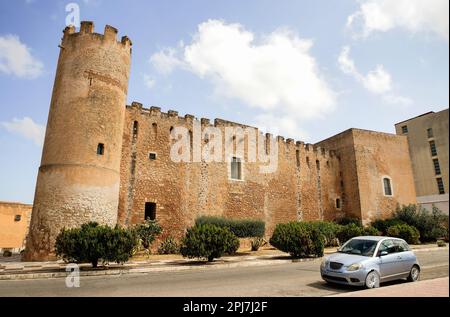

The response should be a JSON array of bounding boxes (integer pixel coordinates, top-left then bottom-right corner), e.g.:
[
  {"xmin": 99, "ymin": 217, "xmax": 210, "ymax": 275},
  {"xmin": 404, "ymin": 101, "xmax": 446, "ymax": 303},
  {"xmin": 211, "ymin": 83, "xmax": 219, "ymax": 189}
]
[
  {"xmin": 407, "ymin": 265, "xmax": 420, "ymax": 282},
  {"xmin": 365, "ymin": 271, "xmax": 380, "ymax": 289}
]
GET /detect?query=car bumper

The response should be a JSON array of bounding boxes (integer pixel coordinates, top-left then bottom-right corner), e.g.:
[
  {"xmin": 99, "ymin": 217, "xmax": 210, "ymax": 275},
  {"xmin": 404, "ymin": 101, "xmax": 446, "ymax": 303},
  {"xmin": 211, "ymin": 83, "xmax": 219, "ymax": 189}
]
[{"xmin": 320, "ymin": 268, "xmax": 368, "ymax": 287}]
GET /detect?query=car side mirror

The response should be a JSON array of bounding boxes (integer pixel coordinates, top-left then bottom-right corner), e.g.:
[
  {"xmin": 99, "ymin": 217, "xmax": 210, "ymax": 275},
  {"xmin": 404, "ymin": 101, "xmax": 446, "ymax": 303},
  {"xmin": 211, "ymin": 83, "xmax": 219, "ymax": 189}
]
[{"xmin": 379, "ymin": 251, "xmax": 388, "ymax": 257}]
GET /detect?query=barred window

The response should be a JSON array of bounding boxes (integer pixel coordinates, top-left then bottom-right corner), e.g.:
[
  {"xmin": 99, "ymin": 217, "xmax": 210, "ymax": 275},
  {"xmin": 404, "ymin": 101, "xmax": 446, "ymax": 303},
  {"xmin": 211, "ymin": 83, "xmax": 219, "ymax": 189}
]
[
  {"xmin": 430, "ymin": 141, "xmax": 437, "ymax": 156},
  {"xmin": 433, "ymin": 158, "xmax": 441, "ymax": 175}
]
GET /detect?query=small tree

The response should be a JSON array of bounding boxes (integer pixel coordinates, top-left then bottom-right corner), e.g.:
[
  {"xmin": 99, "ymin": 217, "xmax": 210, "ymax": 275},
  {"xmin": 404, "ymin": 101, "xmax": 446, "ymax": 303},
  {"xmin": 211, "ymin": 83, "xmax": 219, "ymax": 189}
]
[
  {"xmin": 180, "ymin": 224, "xmax": 240, "ymax": 262},
  {"xmin": 269, "ymin": 222, "xmax": 325, "ymax": 258},
  {"xmin": 55, "ymin": 222, "xmax": 138, "ymax": 268},
  {"xmin": 133, "ymin": 219, "xmax": 162, "ymax": 250}
]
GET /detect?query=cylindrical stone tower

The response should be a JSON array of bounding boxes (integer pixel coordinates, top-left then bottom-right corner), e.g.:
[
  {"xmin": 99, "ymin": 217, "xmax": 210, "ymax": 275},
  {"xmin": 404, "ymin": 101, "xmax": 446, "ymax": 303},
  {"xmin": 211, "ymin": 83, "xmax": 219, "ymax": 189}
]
[{"xmin": 23, "ymin": 22, "xmax": 132, "ymax": 261}]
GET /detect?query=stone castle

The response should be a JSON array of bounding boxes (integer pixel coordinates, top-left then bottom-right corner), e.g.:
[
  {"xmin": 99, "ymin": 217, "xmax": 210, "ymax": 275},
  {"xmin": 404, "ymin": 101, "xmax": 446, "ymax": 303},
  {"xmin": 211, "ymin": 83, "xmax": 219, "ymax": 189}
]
[{"xmin": 23, "ymin": 22, "xmax": 417, "ymax": 261}]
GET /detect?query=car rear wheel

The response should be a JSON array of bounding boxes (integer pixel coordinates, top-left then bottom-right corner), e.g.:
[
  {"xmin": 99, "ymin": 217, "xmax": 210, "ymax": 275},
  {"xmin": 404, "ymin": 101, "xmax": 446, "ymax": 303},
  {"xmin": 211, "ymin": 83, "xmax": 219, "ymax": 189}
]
[
  {"xmin": 407, "ymin": 265, "xmax": 420, "ymax": 282},
  {"xmin": 365, "ymin": 271, "xmax": 380, "ymax": 289}
]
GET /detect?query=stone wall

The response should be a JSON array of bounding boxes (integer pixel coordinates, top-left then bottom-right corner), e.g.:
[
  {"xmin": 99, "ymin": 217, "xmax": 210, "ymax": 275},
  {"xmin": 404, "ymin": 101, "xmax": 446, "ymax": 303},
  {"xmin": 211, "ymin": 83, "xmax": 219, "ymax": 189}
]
[
  {"xmin": 0, "ymin": 202, "xmax": 32, "ymax": 252},
  {"xmin": 118, "ymin": 103, "xmax": 344, "ymax": 243},
  {"xmin": 317, "ymin": 129, "xmax": 417, "ymax": 225}
]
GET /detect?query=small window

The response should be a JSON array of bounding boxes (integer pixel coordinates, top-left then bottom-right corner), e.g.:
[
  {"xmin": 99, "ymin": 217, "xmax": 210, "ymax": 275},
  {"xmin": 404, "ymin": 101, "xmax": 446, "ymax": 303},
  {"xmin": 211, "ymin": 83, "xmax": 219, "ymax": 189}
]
[
  {"xmin": 149, "ymin": 152, "xmax": 157, "ymax": 160},
  {"xmin": 401, "ymin": 125, "xmax": 408, "ymax": 134},
  {"xmin": 14, "ymin": 215, "xmax": 21, "ymax": 222},
  {"xmin": 97, "ymin": 143, "xmax": 104, "ymax": 155},
  {"xmin": 296, "ymin": 150, "xmax": 300, "ymax": 168},
  {"xmin": 383, "ymin": 177, "xmax": 393, "ymax": 196},
  {"xmin": 335, "ymin": 198, "xmax": 341, "ymax": 209},
  {"xmin": 427, "ymin": 128, "xmax": 433, "ymax": 138},
  {"xmin": 316, "ymin": 160, "xmax": 320, "ymax": 171},
  {"xmin": 230, "ymin": 157, "xmax": 242, "ymax": 180},
  {"xmin": 144, "ymin": 202, "xmax": 156, "ymax": 220},
  {"xmin": 433, "ymin": 158, "xmax": 441, "ymax": 175},
  {"xmin": 429, "ymin": 141, "xmax": 437, "ymax": 156},
  {"xmin": 306, "ymin": 156, "xmax": 310, "ymax": 168},
  {"xmin": 437, "ymin": 178, "xmax": 445, "ymax": 195},
  {"xmin": 132, "ymin": 121, "xmax": 138, "ymax": 137},
  {"xmin": 340, "ymin": 180, "xmax": 344, "ymax": 188}
]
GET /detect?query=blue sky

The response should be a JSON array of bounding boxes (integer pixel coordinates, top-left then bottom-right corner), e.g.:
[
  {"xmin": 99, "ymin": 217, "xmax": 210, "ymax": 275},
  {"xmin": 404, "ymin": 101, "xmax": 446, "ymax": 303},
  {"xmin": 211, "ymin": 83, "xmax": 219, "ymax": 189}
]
[{"xmin": 0, "ymin": 0, "xmax": 449, "ymax": 203}]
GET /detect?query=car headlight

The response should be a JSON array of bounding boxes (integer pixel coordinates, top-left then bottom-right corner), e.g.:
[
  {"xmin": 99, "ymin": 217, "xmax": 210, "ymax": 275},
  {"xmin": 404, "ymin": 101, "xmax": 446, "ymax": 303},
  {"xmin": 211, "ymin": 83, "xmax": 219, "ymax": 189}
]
[
  {"xmin": 320, "ymin": 260, "xmax": 328, "ymax": 269},
  {"xmin": 346, "ymin": 263, "xmax": 363, "ymax": 271}
]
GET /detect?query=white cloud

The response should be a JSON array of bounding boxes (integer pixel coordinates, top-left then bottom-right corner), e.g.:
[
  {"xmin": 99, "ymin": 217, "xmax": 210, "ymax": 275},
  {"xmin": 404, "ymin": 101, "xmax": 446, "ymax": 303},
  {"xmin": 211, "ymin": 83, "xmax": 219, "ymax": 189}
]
[
  {"xmin": 143, "ymin": 74, "xmax": 156, "ymax": 89},
  {"xmin": 1, "ymin": 117, "xmax": 45, "ymax": 146},
  {"xmin": 150, "ymin": 47, "xmax": 184, "ymax": 75},
  {"xmin": 0, "ymin": 35, "xmax": 43, "ymax": 79},
  {"xmin": 338, "ymin": 46, "xmax": 411, "ymax": 105},
  {"xmin": 149, "ymin": 19, "xmax": 336, "ymax": 139},
  {"xmin": 347, "ymin": 0, "xmax": 449, "ymax": 41}
]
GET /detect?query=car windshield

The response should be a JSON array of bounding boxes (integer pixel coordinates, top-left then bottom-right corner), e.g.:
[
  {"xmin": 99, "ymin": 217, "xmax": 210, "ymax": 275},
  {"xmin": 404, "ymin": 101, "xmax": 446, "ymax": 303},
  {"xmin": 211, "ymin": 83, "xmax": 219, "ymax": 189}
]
[{"xmin": 338, "ymin": 239, "xmax": 378, "ymax": 257}]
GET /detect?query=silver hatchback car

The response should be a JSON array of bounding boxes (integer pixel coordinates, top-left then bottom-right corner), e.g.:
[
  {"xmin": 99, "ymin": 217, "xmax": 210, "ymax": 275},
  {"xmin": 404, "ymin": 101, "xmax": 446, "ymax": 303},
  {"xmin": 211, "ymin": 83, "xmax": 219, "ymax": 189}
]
[{"xmin": 320, "ymin": 236, "xmax": 420, "ymax": 288}]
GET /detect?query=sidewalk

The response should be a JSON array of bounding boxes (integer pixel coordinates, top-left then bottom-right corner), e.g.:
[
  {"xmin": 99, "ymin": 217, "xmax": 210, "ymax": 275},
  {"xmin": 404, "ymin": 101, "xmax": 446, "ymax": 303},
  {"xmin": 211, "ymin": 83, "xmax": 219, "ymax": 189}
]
[
  {"xmin": 330, "ymin": 277, "xmax": 449, "ymax": 297},
  {"xmin": 0, "ymin": 243, "xmax": 447, "ymax": 281}
]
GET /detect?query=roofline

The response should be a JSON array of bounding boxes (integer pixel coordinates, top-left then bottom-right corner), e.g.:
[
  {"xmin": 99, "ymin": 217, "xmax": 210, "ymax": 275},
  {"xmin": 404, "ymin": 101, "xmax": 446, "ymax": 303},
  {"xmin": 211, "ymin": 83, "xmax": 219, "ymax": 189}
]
[{"xmin": 394, "ymin": 111, "xmax": 437, "ymax": 126}]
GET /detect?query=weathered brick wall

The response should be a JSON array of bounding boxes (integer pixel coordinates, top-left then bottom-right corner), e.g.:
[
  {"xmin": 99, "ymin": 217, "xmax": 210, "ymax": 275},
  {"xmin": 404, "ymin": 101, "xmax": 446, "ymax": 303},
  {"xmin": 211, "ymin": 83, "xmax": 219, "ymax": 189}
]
[
  {"xmin": 118, "ymin": 103, "xmax": 344, "ymax": 242},
  {"xmin": 352, "ymin": 129, "xmax": 417, "ymax": 224},
  {"xmin": 0, "ymin": 202, "xmax": 32, "ymax": 251},
  {"xmin": 317, "ymin": 129, "xmax": 417, "ymax": 224}
]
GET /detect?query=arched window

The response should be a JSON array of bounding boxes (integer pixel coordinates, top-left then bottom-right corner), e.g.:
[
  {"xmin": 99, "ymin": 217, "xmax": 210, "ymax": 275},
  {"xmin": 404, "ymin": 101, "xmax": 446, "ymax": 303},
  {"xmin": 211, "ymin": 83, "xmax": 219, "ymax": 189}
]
[
  {"xmin": 152, "ymin": 123, "xmax": 157, "ymax": 137},
  {"xmin": 383, "ymin": 177, "xmax": 393, "ymax": 196}
]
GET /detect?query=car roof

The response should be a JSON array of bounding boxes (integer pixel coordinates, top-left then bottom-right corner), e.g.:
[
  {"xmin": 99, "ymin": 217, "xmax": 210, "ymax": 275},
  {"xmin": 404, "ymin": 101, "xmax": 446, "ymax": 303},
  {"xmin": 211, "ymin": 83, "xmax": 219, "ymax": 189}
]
[{"xmin": 350, "ymin": 236, "xmax": 406, "ymax": 242}]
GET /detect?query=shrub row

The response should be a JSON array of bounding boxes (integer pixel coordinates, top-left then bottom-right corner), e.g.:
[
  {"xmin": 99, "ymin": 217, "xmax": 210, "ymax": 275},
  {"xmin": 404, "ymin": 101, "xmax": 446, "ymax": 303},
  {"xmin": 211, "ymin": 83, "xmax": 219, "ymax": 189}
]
[
  {"xmin": 269, "ymin": 222, "xmax": 325, "ymax": 258},
  {"xmin": 195, "ymin": 216, "xmax": 265, "ymax": 238}
]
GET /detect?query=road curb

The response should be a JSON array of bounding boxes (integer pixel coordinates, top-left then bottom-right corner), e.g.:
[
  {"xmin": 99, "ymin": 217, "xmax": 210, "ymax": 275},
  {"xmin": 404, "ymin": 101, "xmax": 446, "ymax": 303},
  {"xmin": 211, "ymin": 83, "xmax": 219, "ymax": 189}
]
[{"xmin": 0, "ymin": 256, "xmax": 320, "ymax": 281}]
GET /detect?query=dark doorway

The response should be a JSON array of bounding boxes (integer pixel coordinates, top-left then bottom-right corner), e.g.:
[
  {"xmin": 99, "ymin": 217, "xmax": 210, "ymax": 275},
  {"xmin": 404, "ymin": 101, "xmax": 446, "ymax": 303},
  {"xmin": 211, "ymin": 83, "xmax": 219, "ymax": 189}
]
[{"xmin": 145, "ymin": 202, "xmax": 156, "ymax": 221}]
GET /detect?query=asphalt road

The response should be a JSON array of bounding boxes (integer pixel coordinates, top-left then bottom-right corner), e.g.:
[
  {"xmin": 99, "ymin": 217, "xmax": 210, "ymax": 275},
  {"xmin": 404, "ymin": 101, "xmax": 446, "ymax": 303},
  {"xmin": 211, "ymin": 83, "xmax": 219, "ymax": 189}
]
[{"xmin": 0, "ymin": 249, "xmax": 448, "ymax": 297}]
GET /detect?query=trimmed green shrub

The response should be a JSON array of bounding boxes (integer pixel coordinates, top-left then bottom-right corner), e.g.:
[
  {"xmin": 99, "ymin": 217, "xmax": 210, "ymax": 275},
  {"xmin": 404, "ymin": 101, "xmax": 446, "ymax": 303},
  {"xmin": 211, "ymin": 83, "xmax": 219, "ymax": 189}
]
[
  {"xmin": 336, "ymin": 217, "xmax": 362, "ymax": 226},
  {"xmin": 55, "ymin": 222, "xmax": 138, "ymax": 267},
  {"xmin": 371, "ymin": 218, "xmax": 405, "ymax": 235},
  {"xmin": 158, "ymin": 236, "xmax": 180, "ymax": 254},
  {"xmin": 195, "ymin": 216, "xmax": 265, "ymax": 238},
  {"xmin": 304, "ymin": 221, "xmax": 340, "ymax": 247},
  {"xmin": 269, "ymin": 222, "xmax": 325, "ymax": 258},
  {"xmin": 386, "ymin": 224, "xmax": 420, "ymax": 244},
  {"xmin": 437, "ymin": 240, "xmax": 446, "ymax": 247},
  {"xmin": 133, "ymin": 219, "xmax": 162, "ymax": 250},
  {"xmin": 180, "ymin": 224, "xmax": 240, "ymax": 262},
  {"xmin": 393, "ymin": 205, "xmax": 448, "ymax": 242},
  {"xmin": 336, "ymin": 223, "xmax": 364, "ymax": 244},
  {"xmin": 250, "ymin": 237, "xmax": 266, "ymax": 251},
  {"xmin": 364, "ymin": 226, "xmax": 381, "ymax": 236}
]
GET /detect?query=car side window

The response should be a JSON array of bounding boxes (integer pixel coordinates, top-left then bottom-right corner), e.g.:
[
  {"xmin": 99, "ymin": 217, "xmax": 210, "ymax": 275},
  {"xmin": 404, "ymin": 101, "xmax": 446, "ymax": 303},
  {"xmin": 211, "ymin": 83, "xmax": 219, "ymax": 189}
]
[
  {"xmin": 378, "ymin": 239, "xmax": 397, "ymax": 255},
  {"xmin": 398, "ymin": 241, "xmax": 410, "ymax": 252}
]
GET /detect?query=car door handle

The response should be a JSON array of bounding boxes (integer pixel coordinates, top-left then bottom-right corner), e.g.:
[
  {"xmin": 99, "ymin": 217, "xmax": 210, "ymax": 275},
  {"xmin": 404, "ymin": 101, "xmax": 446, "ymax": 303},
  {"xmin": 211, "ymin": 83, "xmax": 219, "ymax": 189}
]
[{"xmin": 397, "ymin": 256, "xmax": 402, "ymax": 259}]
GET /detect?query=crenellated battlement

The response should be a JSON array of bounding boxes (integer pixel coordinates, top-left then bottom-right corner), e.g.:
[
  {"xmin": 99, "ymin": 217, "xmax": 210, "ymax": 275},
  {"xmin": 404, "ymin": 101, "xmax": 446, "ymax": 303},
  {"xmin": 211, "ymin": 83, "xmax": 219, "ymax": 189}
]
[
  {"xmin": 126, "ymin": 101, "xmax": 337, "ymax": 157},
  {"xmin": 62, "ymin": 21, "xmax": 132, "ymax": 49}
]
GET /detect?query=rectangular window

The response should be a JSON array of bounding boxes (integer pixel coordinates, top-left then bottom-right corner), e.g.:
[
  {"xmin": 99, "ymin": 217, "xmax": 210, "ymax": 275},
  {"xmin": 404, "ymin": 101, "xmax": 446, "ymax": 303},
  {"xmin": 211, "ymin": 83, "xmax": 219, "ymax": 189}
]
[
  {"xmin": 401, "ymin": 125, "xmax": 408, "ymax": 134},
  {"xmin": 296, "ymin": 150, "xmax": 300, "ymax": 168},
  {"xmin": 429, "ymin": 141, "xmax": 437, "ymax": 156},
  {"xmin": 144, "ymin": 202, "xmax": 156, "ymax": 220},
  {"xmin": 97, "ymin": 143, "xmax": 104, "ymax": 155},
  {"xmin": 335, "ymin": 198, "xmax": 341, "ymax": 209},
  {"xmin": 149, "ymin": 152, "xmax": 157, "ymax": 160},
  {"xmin": 230, "ymin": 157, "xmax": 242, "ymax": 180},
  {"xmin": 433, "ymin": 159, "xmax": 441, "ymax": 175},
  {"xmin": 383, "ymin": 177, "xmax": 393, "ymax": 196},
  {"xmin": 437, "ymin": 178, "xmax": 445, "ymax": 195},
  {"xmin": 427, "ymin": 128, "xmax": 433, "ymax": 138}
]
